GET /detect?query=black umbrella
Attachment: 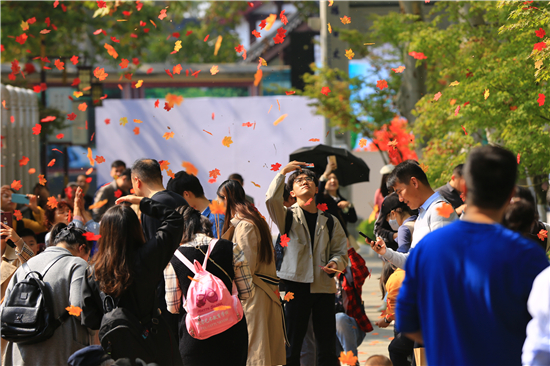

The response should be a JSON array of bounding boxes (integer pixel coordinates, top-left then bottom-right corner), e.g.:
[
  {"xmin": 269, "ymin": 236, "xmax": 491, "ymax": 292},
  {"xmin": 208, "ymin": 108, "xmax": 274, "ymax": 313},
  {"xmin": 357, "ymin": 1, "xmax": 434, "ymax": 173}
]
[{"xmin": 289, "ymin": 144, "xmax": 370, "ymax": 186}]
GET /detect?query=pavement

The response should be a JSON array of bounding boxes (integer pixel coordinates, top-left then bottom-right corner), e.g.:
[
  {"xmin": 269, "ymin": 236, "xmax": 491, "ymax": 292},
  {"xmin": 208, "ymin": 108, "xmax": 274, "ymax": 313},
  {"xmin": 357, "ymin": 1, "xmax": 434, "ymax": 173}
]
[{"xmin": 353, "ymin": 243, "xmax": 394, "ymax": 365}]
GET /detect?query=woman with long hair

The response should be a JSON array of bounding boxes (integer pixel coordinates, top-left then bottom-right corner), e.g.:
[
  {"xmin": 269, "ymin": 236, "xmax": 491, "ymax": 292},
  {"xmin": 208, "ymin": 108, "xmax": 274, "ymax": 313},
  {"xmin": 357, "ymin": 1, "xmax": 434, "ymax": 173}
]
[
  {"xmin": 81, "ymin": 196, "xmax": 184, "ymax": 365},
  {"xmin": 217, "ymin": 180, "xmax": 286, "ymax": 366},
  {"xmin": 164, "ymin": 205, "xmax": 252, "ymax": 365}
]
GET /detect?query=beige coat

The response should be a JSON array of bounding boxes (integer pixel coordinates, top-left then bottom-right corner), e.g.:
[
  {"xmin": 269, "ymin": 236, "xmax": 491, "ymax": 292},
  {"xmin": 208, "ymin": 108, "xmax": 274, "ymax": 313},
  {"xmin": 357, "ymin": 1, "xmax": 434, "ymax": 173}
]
[{"xmin": 228, "ymin": 217, "xmax": 286, "ymax": 366}]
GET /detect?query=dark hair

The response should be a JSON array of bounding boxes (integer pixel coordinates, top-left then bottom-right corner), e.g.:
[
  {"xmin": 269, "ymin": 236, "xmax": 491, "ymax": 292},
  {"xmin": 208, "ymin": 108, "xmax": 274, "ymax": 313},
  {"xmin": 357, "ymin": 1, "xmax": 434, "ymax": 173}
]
[
  {"xmin": 464, "ymin": 146, "xmax": 517, "ymax": 210},
  {"xmin": 283, "ymin": 184, "xmax": 291, "ymax": 202},
  {"xmin": 502, "ymin": 199, "xmax": 536, "ymax": 236},
  {"xmin": 48, "ymin": 223, "xmax": 67, "ymax": 246},
  {"xmin": 380, "ymin": 174, "xmax": 391, "ymax": 197},
  {"xmin": 217, "ymin": 180, "xmax": 273, "ymax": 265},
  {"xmin": 386, "ymin": 160, "xmax": 429, "ymax": 189},
  {"xmin": 379, "ymin": 262, "xmax": 396, "ymax": 300},
  {"xmin": 287, "ymin": 168, "xmax": 319, "ymax": 190},
  {"xmin": 514, "ymin": 185, "xmax": 536, "ymax": 206},
  {"xmin": 92, "ymin": 205, "xmax": 145, "ymax": 297},
  {"xmin": 19, "ymin": 228, "xmax": 36, "ymax": 240},
  {"xmin": 453, "ymin": 164, "xmax": 464, "ymax": 178},
  {"xmin": 131, "ymin": 159, "xmax": 162, "ymax": 185},
  {"xmin": 111, "ymin": 160, "xmax": 126, "ymax": 169},
  {"xmin": 53, "ymin": 222, "xmax": 91, "ymax": 253},
  {"xmin": 44, "ymin": 201, "xmax": 72, "ymax": 230},
  {"xmin": 167, "ymin": 171, "xmax": 205, "ymax": 198},
  {"xmin": 175, "ymin": 204, "xmax": 212, "ymax": 243},
  {"xmin": 228, "ymin": 173, "xmax": 244, "ymax": 185},
  {"xmin": 365, "ymin": 355, "xmax": 393, "ymax": 366},
  {"xmin": 120, "ymin": 168, "xmax": 132, "ymax": 181},
  {"xmin": 394, "ymin": 200, "xmax": 416, "ymax": 216}
]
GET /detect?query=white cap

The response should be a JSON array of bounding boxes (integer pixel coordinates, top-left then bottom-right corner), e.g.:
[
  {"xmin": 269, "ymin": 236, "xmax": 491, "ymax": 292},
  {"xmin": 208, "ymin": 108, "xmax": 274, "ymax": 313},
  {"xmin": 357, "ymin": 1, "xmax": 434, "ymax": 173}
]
[{"xmin": 380, "ymin": 164, "xmax": 395, "ymax": 175}]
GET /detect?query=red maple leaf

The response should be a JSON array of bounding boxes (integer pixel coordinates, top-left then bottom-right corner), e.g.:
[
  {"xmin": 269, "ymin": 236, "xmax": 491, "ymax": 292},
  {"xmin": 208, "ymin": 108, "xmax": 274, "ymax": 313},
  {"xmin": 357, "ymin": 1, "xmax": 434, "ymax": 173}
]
[
  {"xmin": 535, "ymin": 28, "xmax": 546, "ymax": 38},
  {"xmin": 209, "ymin": 168, "xmax": 221, "ymax": 179},
  {"xmin": 165, "ymin": 69, "xmax": 174, "ymax": 79},
  {"xmin": 31, "ymin": 123, "xmax": 42, "ymax": 135},
  {"xmin": 242, "ymin": 122, "xmax": 253, "ymax": 127},
  {"xmin": 97, "ymin": 0, "xmax": 106, "ymax": 8},
  {"xmin": 270, "ymin": 163, "xmax": 282, "ymax": 171},
  {"xmin": 517, "ymin": 153, "xmax": 521, "ymax": 164},
  {"xmin": 56, "ymin": 133, "xmax": 64, "ymax": 139},
  {"xmin": 537, "ymin": 93, "xmax": 545, "ymax": 106},
  {"xmin": 317, "ymin": 203, "xmax": 328, "ymax": 212},
  {"xmin": 533, "ymin": 42, "xmax": 547, "ymax": 51},
  {"xmin": 235, "ymin": 44, "xmax": 247, "ymax": 60},
  {"xmin": 70, "ymin": 55, "xmax": 79, "ymax": 65},
  {"xmin": 280, "ymin": 234, "xmax": 290, "ymax": 247},
  {"xmin": 15, "ymin": 33, "xmax": 28, "ymax": 45},
  {"xmin": 158, "ymin": 9, "xmax": 167, "ymax": 20},
  {"xmin": 83, "ymin": 232, "xmax": 101, "ymax": 241},
  {"xmin": 54, "ymin": 59, "xmax": 64, "ymax": 70},
  {"xmin": 11, "ymin": 180, "xmax": 22, "ymax": 191},
  {"xmin": 119, "ymin": 58, "xmax": 129, "ymax": 69},
  {"xmin": 48, "ymin": 159, "xmax": 56, "ymax": 167},
  {"xmin": 95, "ymin": 156, "xmax": 105, "ymax": 164},
  {"xmin": 321, "ymin": 87, "xmax": 331, "ymax": 96},
  {"xmin": 280, "ymin": 10, "xmax": 288, "ymax": 25},
  {"xmin": 409, "ymin": 51, "xmax": 427, "ymax": 60},
  {"xmin": 376, "ymin": 80, "xmax": 388, "ymax": 90},
  {"xmin": 252, "ymin": 30, "xmax": 261, "ymax": 38},
  {"xmin": 164, "ymin": 102, "xmax": 172, "ymax": 111},
  {"xmin": 537, "ymin": 229, "xmax": 548, "ymax": 241},
  {"xmin": 71, "ymin": 77, "xmax": 80, "ymax": 86},
  {"xmin": 19, "ymin": 156, "xmax": 29, "ymax": 166},
  {"xmin": 67, "ymin": 112, "xmax": 77, "ymax": 121},
  {"xmin": 114, "ymin": 189, "xmax": 123, "ymax": 198},
  {"xmin": 14, "ymin": 210, "xmax": 23, "ymax": 221},
  {"xmin": 155, "ymin": 99, "xmax": 159, "ymax": 108},
  {"xmin": 259, "ymin": 20, "xmax": 267, "ymax": 30}
]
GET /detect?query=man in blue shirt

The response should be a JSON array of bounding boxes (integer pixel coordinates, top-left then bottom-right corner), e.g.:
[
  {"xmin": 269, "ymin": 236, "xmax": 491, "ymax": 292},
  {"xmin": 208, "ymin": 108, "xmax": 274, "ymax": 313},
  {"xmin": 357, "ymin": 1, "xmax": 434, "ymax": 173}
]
[
  {"xmin": 396, "ymin": 146, "xmax": 549, "ymax": 366},
  {"xmin": 167, "ymin": 171, "xmax": 224, "ymax": 238}
]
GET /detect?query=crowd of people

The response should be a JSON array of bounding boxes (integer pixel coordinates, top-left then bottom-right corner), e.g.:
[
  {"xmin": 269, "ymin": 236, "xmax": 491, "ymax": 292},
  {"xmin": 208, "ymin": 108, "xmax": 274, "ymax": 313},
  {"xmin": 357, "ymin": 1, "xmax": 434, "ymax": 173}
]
[{"xmin": 1, "ymin": 145, "xmax": 549, "ymax": 366}]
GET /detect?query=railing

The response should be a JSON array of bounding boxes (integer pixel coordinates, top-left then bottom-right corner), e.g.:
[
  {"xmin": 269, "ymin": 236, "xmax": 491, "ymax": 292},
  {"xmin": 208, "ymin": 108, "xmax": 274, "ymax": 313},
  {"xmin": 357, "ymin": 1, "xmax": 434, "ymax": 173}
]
[{"xmin": 1, "ymin": 84, "xmax": 40, "ymax": 192}]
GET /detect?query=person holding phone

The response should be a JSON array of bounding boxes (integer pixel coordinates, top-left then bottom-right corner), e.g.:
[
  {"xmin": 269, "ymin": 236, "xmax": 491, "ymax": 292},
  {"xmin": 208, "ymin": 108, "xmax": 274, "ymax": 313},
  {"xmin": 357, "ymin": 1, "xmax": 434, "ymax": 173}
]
[{"xmin": 1, "ymin": 185, "xmax": 47, "ymax": 235}]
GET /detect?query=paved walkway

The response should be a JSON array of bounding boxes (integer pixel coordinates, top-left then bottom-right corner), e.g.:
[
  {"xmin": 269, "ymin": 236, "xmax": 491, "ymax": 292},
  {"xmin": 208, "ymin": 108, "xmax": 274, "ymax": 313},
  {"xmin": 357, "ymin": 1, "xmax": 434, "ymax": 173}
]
[{"xmin": 353, "ymin": 244, "xmax": 394, "ymax": 364}]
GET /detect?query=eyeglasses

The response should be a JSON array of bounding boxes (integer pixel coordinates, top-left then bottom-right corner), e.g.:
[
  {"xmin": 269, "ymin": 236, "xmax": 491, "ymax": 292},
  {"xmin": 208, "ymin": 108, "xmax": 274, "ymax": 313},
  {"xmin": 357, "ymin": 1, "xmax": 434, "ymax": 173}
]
[{"xmin": 294, "ymin": 177, "xmax": 314, "ymax": 185}]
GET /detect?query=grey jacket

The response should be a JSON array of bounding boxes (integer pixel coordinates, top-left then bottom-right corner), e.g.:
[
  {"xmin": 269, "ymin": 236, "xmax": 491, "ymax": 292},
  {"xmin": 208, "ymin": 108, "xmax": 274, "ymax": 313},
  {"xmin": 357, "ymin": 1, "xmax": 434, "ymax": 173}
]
[
  {"xmin": 2, "ymin": 246, "xmax": 91, "ymax": 366},
  {"xmin": 265, "ymin": 173, "xmax": 348, "ymax": 293}
]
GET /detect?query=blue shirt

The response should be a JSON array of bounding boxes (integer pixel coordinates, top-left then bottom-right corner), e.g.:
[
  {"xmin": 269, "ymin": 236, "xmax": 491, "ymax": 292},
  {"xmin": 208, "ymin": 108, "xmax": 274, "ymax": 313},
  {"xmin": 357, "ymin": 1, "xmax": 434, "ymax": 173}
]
[
  {"xmin": 396, "ymin": 220, "xmax": 549, "ymax": 366},
  {"xmin": 202, "ymin": 202, "xmax": 225, "ymax": 239},
  {"xmin": 396, "ymin": 215, "xmax": 416, "ymax": 253}
]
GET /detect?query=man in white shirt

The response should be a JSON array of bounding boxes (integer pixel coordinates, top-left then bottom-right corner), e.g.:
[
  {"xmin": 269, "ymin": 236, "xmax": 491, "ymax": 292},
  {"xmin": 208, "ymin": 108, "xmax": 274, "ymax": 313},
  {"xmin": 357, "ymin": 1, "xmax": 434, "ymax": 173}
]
[{"xmin": 369, "ymin": 160, "xmax": 458, "ymax": 268}]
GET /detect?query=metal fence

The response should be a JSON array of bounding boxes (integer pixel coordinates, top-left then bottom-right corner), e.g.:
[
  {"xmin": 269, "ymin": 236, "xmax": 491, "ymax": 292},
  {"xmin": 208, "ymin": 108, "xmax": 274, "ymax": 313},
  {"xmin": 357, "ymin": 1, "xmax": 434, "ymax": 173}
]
[{"xmin": 1, "ymin": 84, "xmax": 40, "ymax": 192}]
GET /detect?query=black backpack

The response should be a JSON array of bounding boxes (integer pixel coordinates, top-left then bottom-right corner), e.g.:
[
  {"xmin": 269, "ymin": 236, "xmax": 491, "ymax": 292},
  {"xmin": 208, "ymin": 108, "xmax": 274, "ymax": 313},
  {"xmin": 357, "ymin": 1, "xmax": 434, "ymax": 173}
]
[
  {"xmin": 1, "ymin": 254, "xmax": 71, "ymax": 345},
  {"xmin": 274, "ymin": 208, "xmax": 334, "ymax": 271}
]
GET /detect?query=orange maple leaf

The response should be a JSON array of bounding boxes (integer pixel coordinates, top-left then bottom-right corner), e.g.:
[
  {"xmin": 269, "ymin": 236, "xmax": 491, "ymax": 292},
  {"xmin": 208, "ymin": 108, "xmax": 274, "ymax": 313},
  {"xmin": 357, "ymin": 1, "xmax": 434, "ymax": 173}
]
[
  {"xmin": 119, "ymin": 58, "xmax": 129, "ymax": 69},
  {"xmin": 284, "ymin": 292, "xmax": 294, "ymax": 301},
  {"xmin": 54, "ymin": 59, "xmax": 64, "ymax": 70},
  {"xmin": 419, "ymin": 163, "xmax": 429, "ymax": 173},
  {"xmin": 38, "ymin": 174, "xmax": 47, "ymax": 185},
  {"xmin": 14, "ymin": 210, "xmax": 23, "ymax": 221},
  {"xmin": 95, "ymin": 156, "xmax": 106, "ymax": 164},
  {"xmin": 159, "ymin": 160, "xmax": 170, "ymax": 171},
  {"xmin": 47, "ymin": 196, "xmax": 58, "ymax": 209},
  {"xmin": 89, "ymin": 199, "xmax": 108, "ymax": 210},
  {"xmin": 537, "ymin": 229, "xmax": 548, "ymax": 241},
  {"xmin": 209, "ymin": 168, "xmax": 221, "ymax": 179},
  {"xmin": 65, "ymin": 305, "xmax": 82, "ymax": 317},
  {"xmin": 87, "ymin": 147, "xmax": 95, "ymax": 167},
  {"xmin": 104, "ymin": 43, "xmax": 118, "ymax": 59},
  {"xmin": 166, "ymin": 169, "xmax": 175, "ymax": 179},
  {"xmin": 392, "ymin": 66, "xmax": 406, "ymax": 73},
  {"xmin": 339, "ymin": 351, "xmax": 358, "ymax": 366},
  {"xmin": 163, "ymin": 132, "xmax": 174, "ymax": 140},
  {"xmin": 213, "ymin": 305, "xmax": 231, "ymax": 311},
  {"xmin": 78, "ymin": 103, "xmax": 87, "ymax": 111},
  {"xmin": 340, "ymin": 16, "xmax": 351, "ymax": 24},
  {"xmin": 436, "ymin": 202, "xmax": 454, "ymax": 218},
  {"xmin": 28, "ymin": 168, "xmax": 36, "ymax": 175},
  {"xmin": 280, "ymin": 234, "xmax": 290, "ymax": 247},
  {"xmin": 254, "ymin": 69, "xmax": 263, "ymax": 87},
  {"xmin": 376, "ymin": 79, "xmax": 388, "ymax": 90},
  {"xmin": 181, "ymin": 161, "xmax": 198, "ymax": 176},
  {"xmin": 210, "ymin": 65, "xmax": 219, "ymax": 75},
  {"xmin": 165, "ymin": 93, "xmax": 184, "ymax": 107},
  {"xmin": 85, "ymin": 167, "xmax": 94, "ymax": 175},
  {"xmin": 359, "ymin": 138, "xmax": 367, "ymax": 148},
  {"xmin": 173, "ymin": 64, "xmax": 183, "ymax": 75},
  {"xmin": 11, "ymin": 180, "xmax": 22, "ymax": 191},
  {"xmin": 209, "ymin": 200, "xmax": 225, "ymax": 215},
  {"xmin": 94, "ymin": 67, "xmax": 108, "ymax": 81},
  {"xmin": 222, "ymin": 136, "xmax": 233, "ymax": 147},
  {"xmin": 19, "ymin": 156, "xmax": 29, "ymax": 166}
]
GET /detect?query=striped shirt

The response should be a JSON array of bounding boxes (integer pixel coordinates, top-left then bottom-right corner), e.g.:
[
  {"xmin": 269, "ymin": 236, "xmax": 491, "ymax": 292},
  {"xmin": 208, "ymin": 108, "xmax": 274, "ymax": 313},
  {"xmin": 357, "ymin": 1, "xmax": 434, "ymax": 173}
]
[{"xmin": 164, "ymin": 233, "xmax": 254, "ymax": 314}]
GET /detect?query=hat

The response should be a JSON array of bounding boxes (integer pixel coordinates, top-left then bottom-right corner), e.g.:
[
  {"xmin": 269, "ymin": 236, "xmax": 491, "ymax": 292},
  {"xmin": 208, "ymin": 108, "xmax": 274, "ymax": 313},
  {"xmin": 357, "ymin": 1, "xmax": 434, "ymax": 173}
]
[
  {"xmin": 380, "ymin": 164, "xmax": 395, "ymax": 175},
  {"xmin": 378, "ymin": 192, "xmax": 402, "ymax": 220}
]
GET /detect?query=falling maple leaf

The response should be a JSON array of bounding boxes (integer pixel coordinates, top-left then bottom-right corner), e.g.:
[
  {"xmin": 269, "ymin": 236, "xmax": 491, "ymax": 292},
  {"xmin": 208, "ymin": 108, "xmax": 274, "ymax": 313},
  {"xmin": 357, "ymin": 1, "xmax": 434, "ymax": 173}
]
[
  {"xmin": 449, "ymin": 81, "xmax": 460, "ymax": 87},
  {"xmin": 154, "ymin": 99, "xmax": 159, "ymax": 108},
  {"xmin": 181, "ymin": 161, "xmax": 198, "ymax": 176},
  {"xmin": 420, "ymin": 163, "xmax": 429, "ymax": 173},
  {"xmin": 119, "ymin": 58, "xmax": 129, "ymax": 69},
  {"xmin": 222, "ymin": 136, "xmax": 233, "ymax": 147},
  {"xmin": 166, "ymin": 93, "xmax": 184, "ymax": 107},
  {"xmin": 47, "ymin": 196, "xmax": 58, "ymax": 209},
  {"xmin": 94, "ymin": 67, "xmax": 108, "ymax": 81},
  {"xmin": 321, "ymin": 86, "xmax": 331, "ymax": 96},
  {"xmin": 461, "ymin": 125, "xmax": 468, "ymax": 135},
  {"xmin": 65, "ymin": 305, "xmax": 82, "ymax": 317},
  {"xmin": 120, "ymin": 117, "xmax": 128, "ymax": 126},
  {"xmin": 251, "ymin": 181, "xmax": 261, "ymax": 188},
  {"xmin": 14, "ymin": 210, "xmax": 23, "ymax": 221},
  {"xmin": 273, "ymin": 27, "xmax": 287, "ymax": 44},
  {"xmin": 104, "ymin": 43, "xmax": 118, "ymax": 59},
  {"xmin": 317, "ymin": 203, "xmax": 328, "ymax": 212},
  {"xmin": 164, "ymin": 103, "xmax": 172, "ymax": 112},
  {"xmin": 271, "ymin": 163, "xmax": 282, "ymax": 171},
  {"xmin": 78, "ymin": 103, "xmax": 87, "ymax": 112},
  {"xmin": 252, "ymin": 30, "xmax": 261, "ymax": 38},
  {"xmin": 345, "ymin": 49, "xmax": 354, "ymax": 60},
  {"xmin": 328, "ymin": 23, "xmax": 332, "ymax": 34},
  {"xmin": 88, "ymin": 199, "xmax": 108, "ymax": 210},
  {"xmin": 376, "ymin": 80, "xmax": 388, "ymax": 90},
  {"xmin": 409, "ymin": 51, "xmax": 427, "ymax": 60},
  {"xmin": 359, "ymin": 138, "xmax": 367, "ymax": 148},
  {"xmin": 87, "ymin": 147, "xmax": 95, "ymax": 167},
  {"xmin": 210, "ymin": 65, "xmax": 219, "ymax": 75},
  {"xmin": 95, "ymin": 156, "xmax": 105, "ymax": 164},
  {"xmin": 54, "ymin": 59, "xmax": 64, "ymax": 70},
  {"xmin": 273, "ymin": 114, "xmax": 288, "ymax": 126},
  {"xmin": 484, "ymin": 89, "xmax": 490, "ymax": 100},
  {"xmin": 309, "ymin": 138, "xmax": 320, "ymax": 142},
  {"xmin": 158, "ymin": 8, "xmax": 167, "ymax": 20},
  {"xmin": 172, "ymin": 64, "xmax": 183, "ymax": 75},
  {"xmin": 209, "ymin": 168, "xmax": 221, "ymax": 179},
  {"xmin": 533, "ymin": 42, "xmax": 547, "ymax": 52},
  {"xmin": 340, "ymin": 16, "xmax": 351, "ymax": 24},
  {"xmin": 339, "ymin": 351, "xmax": 358, "ymax": 366},
  {"xmin": 73, "ymin": 91, "xmax": 83, "ymax": 98},
  {"xmin": 28, "ymin": 168, "xmax": 36, "ymax": 175},
  {"xmin": 235, "ymin": 44, "xmax": 247, "ymax": 60},
  {"xmin": 254, "ymin": 69, "xmax": 263, "ymax": 86},
  {"xmin": 173, "ymin": 40, "xmax": 182, "ymax": 53},
  {"xmin": 454, "ymin": 105, "xmax": 461, "ymax": 116},
  {"xmin": 214, "ymin": 35, "xmax": 223, "ymax": 56},
  {"xmin": 535, "ymin": 28, "xmax": 546, "ymax": 38},
  {"xmin": 209, "ymin": 200, "xmax": 225, "ymax": 215},
  {"xmin": 19, "ymin": 156, "xmax": 29, "ymax": 166},
  {"xmin": 166, "ymin": 169, "xmax": 175, "ymax": 179},
  {"xmin": 133, "ymin": 127, "xmax": 140, "ymax": 135},
  {"xmin": 11, "ymin": 180, "xmax": 22, "ymax": 191},
  {"xmin": 538, "ymin": 93, "xmax": 545, "ymax": 106},
  {"xmin": 537, "ymin": 229, "xmax": 548, "ymax": 241},
  {"xmin": 284, "ymin": 291, "xmax": 294, "ymax": 301},
  {"xmin": 436, "ymin": 202, "xmax": 454, "ymax": 218},
  {"xmin": 510, "ymin": 106, "xmax": 518, "ymax": 111},
  {"xmin": 38, "ymin": 174, "xmax": 47, "ymax": 185},
  {"xmin": 263, "ymin": 14, "xmax": 277, "ymax": 31},
  {"xmin": 391, "ymin": 66, "xmax": 406, "ymax": 73},
  {"xmin": 31, "ymin": 124, "xmax": 41, "ymax": 135},
  {"xmin": 67, "ymin": 113, "xmax": 77, "ymax": 121},
  {"xmin": 114, "ymin": 189, "xmax": 123, "ymax": 199},
  {"xmin": 135, "ymin": 80, "xmax": 143, "ymax": 88},
  {"xmin": 163, "ymin": 132, "xmax": 175, "ymax": 140}
]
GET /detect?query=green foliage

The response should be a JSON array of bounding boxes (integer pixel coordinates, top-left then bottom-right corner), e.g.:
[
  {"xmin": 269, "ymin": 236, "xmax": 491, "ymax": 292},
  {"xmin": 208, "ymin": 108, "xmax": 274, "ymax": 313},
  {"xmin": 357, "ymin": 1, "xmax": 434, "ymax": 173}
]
[
  {"xmin": 39, "ymin": 103, "xmax": 67, "ymax": 137},
  {"xmin": 356, "ymin": 218, "xmax": 375, "ymax": 245}
]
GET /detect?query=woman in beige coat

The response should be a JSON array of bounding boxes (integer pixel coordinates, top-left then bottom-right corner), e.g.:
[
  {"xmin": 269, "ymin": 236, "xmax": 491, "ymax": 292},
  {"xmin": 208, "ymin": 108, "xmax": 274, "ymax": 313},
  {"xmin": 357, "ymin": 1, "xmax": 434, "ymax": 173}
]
[{"xmin": 218, "ymin": 180, "xmax": 286, "ymax": 366}]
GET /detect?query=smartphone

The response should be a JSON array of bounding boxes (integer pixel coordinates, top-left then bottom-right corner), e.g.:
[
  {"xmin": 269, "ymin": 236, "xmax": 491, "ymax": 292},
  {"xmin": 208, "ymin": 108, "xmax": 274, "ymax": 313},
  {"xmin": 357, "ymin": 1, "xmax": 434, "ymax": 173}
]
[
  {"xmin": 11, "ymin": 193, "xmax": 29, "ymax": 205},
  {"xmin": 1, "ymin": 212, "xmax": 13, "ymax": 239},
  {"xmin": 328, "ymin": 155, "xmax": 337, "ymax": 170},
  {"xmin": 358, "ymin": 231, "xmax": 374, "ymax": 243}
]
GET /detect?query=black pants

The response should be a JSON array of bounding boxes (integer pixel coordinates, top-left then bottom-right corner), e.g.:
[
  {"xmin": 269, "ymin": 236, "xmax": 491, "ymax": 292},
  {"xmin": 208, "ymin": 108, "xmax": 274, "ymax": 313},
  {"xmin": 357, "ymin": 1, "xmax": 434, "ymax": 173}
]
[
  {"xmin": 388, "ymin": 330, "xmax": 415, "ymax": 366},
  {"xmin": 284, "ymin": 281, "xmax": 338, "ymax": 366}
]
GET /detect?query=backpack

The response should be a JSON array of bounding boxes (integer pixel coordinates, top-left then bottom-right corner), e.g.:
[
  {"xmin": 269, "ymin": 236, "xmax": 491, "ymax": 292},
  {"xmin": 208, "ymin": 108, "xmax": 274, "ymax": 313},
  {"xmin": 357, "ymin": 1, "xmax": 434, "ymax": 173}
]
[
  {"xmin": 274, "ymin": 208, "xmax": 334, "ymax": 271},
  {"xmin": 173, "ymin": 239, "xmax": 243, "ymax": 340},
  {"xmin": 1, "ymin": 254, "xmax": 71, "ymax": 345}
]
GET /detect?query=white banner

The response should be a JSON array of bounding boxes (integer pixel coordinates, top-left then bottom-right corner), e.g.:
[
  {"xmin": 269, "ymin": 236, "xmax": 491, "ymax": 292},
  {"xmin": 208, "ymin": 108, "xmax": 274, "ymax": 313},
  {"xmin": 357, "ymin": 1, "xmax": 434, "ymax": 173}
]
[{"xmin": 95, "ymin": 96, "xmax": 325, "ymax": 220}]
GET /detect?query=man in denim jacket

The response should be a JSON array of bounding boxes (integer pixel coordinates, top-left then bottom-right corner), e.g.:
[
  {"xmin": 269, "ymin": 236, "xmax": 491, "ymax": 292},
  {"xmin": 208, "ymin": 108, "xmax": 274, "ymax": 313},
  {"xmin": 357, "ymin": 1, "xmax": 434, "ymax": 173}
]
[{"xmin": 266, "ymin": 161, "xmax": 348, "ymax": 366}]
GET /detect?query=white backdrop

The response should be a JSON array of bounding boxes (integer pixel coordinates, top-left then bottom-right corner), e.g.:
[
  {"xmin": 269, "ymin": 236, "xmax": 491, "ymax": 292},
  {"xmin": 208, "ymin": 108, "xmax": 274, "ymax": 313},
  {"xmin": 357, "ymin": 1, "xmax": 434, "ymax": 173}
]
[{"xmin": 95, "ymin": 96, "xmax": 325, "ymax": 219}]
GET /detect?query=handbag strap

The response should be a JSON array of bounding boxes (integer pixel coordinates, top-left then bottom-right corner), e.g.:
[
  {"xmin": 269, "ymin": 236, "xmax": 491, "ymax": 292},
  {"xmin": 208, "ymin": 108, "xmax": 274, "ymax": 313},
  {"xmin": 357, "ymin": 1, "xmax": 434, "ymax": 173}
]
[
  {"xmin": 174, "ymin": 238, "xmax": 219, "ymax": 274},
  {"xmin": 22, "ymin": 254, "xmax": 70, "ymax": 279}
]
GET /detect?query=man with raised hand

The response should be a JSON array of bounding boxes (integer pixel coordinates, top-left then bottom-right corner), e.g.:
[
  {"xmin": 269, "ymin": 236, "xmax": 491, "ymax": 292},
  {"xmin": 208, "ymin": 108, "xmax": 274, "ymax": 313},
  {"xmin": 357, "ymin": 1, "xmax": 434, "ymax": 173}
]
[
  {"xmin": 396, "ymin": 146, "xmax": 549, "ymax": 366},
  {"xmin": 266, "ymin": 161, "xmax": 348, "ymax": 366}
]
